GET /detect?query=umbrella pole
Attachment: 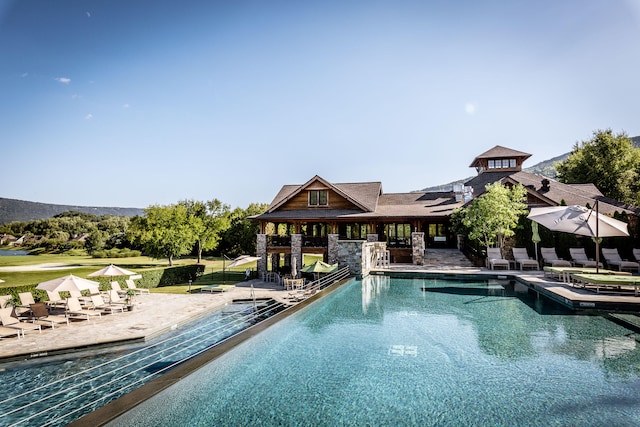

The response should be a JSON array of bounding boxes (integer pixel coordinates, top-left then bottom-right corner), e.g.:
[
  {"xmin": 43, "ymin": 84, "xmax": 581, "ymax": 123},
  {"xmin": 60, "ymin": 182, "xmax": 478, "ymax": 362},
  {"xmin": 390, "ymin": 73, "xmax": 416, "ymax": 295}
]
[{"xmin": 595, "ymin": 200, "xmax": 600, "ymax": 274}]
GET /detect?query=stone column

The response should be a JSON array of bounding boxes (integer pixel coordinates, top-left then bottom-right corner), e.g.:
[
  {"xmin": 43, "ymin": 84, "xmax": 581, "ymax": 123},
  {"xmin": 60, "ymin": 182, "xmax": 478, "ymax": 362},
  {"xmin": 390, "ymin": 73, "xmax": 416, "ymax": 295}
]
[
  {"xmin": 327, "ymin": 234, "xmax": 339, "ymax": 264},
  {"xmin": 257, "ymin": 234, "xmax": 267, "ymax": 277},
  {"xmin": 412, "ymin": 232, "xmax": 425, "ymax": 265},
  {"xmin": 337, "ymin": 240, "xmax": 374, "ymax": 278},
  {"xmin": 291, "ymin": 234, "xmax": 302, "ymax": 278}
]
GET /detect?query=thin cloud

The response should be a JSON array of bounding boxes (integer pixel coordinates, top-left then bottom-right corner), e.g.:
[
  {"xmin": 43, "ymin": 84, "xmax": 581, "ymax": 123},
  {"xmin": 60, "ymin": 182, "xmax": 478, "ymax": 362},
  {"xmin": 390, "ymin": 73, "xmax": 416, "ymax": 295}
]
[
  {"xmin": 21, "ymin": 72, "xmax": 28, "ymax": 78},
  {"xmin": 85, "ymin": 113, "xmax": 93, "ymax": 120},
  {"xmin": 55, "ymin": 77, "xmax": 71, "ymax": 84},
  {"xmin": 122, "ymin": 103, "xmax": 130, "ymax": 109},
  {"xmin": 86, "ymin": 11, "xmax": 91, "ymax": 18}
]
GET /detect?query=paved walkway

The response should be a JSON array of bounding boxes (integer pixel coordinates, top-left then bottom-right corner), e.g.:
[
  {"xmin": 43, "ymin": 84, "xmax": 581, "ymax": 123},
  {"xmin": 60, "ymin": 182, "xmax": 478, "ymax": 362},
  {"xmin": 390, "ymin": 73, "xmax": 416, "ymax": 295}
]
[{"xmin": 0, "ymin": 280, "xmax": 291, "ymax": 361}]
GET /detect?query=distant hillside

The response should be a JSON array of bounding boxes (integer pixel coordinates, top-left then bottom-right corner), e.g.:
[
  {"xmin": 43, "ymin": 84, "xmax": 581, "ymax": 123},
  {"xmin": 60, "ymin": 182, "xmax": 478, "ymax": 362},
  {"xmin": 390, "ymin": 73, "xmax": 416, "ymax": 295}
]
[
  {"xmin": 421, "ymin": 136, "xmax": 640, "ymax": 192},
  {"xmin": 0, "ymin": 197, "xmax": 143, "ymax": 224}
]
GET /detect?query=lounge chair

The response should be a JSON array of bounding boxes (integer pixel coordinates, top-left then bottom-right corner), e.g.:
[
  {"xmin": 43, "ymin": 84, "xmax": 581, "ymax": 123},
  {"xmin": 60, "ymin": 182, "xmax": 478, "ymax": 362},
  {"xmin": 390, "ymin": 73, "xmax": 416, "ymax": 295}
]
[
  {"xmin": 125, "ymin": 278, "xmax": 150, "ymax": 295},
  {"xmin": 200, "ymin": 284, "xmax": 236, "ymax": 293},
  {"xmin": 486, "ymin": 247, "xmax": 509, "ymax": 270},
  {"xmin": 90, "ymin": 295, "xmax": 125, "ymax": 314},
  {"xmin": 569, "ymin": 248, "xmax": 602, "ymax": 268},
  {"xmin": 511, "ymin": 248, "xmax": 538, "ymax": 270},
  {"xmin": 18, "ymin": 292, "xmax": 36, "ymax": 307},
  {"xmin": 571, "ymin": 273, "xmax": 640, "ymax": 295},
  {"xmin": 111, "ymin": 281, "xmax": 128, "ymax": 298},
  {"xmin": 0, "ymin": 325, "xmax": 22, "ymax": 339},
  {"xmin": 0, "ymin": 307, "xmax": 41, "ymax": 335},
  {"xmin": 540, "ymin": 247, "xmax": 572, "ymax": 267},
  {"xmin": 601, "ymin": 248, "xmax": 639, "ymax": 272},
  {"xmin": 108, "ymin": 290, "xmax": 129, "ymax": 307},
  {"xmin": 29, "ymin": 303, "xmax": 69, "ymax": 329},
  {"xmin": 45, "ymin": 290, "xmax": 67, "ymax": 310},
  {"xmin": 66, "ymin": 296, "xmax": 102, "ymax": 320}
]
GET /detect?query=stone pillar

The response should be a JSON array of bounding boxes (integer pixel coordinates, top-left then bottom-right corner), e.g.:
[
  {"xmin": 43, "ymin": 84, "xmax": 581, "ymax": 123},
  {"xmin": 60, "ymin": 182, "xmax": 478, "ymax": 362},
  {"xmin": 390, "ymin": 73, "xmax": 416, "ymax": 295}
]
[
  {"xmin": 257, "ymin": 234, "xmax": 267, "ymax": 278},
  {"xmin": 291, "ymin": 234, "xmax": 302, "ymax": 278},
  {"xmin": 337, "ymin": 240, "xmax": 374, "ymax": 278},
  {"xmin": 412, "ymin": 232, "xmax": 425, "ymax": 265},
  {"xmin": 327, "ymin": 234, "xmax": 339, "ymax": 264}
]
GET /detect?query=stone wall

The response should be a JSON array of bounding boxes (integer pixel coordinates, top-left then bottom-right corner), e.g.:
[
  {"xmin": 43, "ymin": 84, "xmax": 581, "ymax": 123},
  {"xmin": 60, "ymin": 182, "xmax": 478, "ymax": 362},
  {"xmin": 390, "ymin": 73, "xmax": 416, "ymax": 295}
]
[
  {"xmin": 291, "ymin": 234, "xmax": 302, "ymax": 278},
  {"xmin": 412, "ymin": 232, "xmax": 425, "ymax": 265},
  {"xmin": 328, "ymin": 234, "xmax": 339, "ymax": 264},
  {"xmin": 337, "ymin": 240, "xmax": 377, "ymax": 278},
  {"xmin": 257, "ymin": 234, "xmax": 267, "ymax": 276}
]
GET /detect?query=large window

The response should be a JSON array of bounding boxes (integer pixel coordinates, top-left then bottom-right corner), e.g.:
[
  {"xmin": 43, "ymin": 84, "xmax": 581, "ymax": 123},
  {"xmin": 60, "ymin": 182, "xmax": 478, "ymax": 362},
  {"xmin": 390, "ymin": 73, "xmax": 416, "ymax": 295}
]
[
  {"xmin": 487, "ymin": 159, "xmax": 516, "ymax": 169},
  {"xmin": 309, "ymin": 190, "xmax": 328, "ymax": 206},
  {"xmin": 339, "ymin": 223, "xmax": 370, "ymax": 239}
]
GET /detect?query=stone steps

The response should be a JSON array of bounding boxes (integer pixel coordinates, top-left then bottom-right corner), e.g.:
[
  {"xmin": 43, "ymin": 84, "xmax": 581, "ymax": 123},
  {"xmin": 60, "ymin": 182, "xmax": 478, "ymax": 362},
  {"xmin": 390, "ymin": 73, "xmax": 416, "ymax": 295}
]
[{"xmin": 424, "ymin": 248, "xmax": 474, "ymax": 268}]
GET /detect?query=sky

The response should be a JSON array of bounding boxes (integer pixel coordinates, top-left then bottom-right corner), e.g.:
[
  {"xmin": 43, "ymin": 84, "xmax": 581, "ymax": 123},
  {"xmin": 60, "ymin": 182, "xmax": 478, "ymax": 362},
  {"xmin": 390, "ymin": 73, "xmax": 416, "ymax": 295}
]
[{"xmin": 1, "ymin": 0, "xmax": 639, "ymax": 210}]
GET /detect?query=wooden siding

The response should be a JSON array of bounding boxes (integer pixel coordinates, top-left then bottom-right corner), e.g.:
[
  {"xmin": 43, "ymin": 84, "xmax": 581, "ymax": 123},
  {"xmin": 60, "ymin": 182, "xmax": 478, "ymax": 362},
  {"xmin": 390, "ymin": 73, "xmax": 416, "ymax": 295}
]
[{"xmin": 278, "ymin": 188, "xmax": 363, "ymax": 211}]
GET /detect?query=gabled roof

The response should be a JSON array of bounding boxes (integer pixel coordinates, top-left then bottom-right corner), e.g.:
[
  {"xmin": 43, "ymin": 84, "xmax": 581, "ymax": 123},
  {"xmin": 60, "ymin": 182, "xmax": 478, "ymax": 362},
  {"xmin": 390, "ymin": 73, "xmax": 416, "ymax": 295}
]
[
  {"xmin": 265, "ymin": 175, "xmax": 381, "ymax": 213},
  {"xmin": 469, "ymin": 145, "xmax": 532, "ymax": 167}
]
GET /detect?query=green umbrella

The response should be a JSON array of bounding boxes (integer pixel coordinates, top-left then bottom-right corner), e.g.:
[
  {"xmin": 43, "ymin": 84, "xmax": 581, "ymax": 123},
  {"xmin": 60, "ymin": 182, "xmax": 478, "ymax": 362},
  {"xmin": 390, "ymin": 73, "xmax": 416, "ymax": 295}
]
[
  {"xmin": 531, "ymin": 221, "xmax": 542, "ymax": 263},
  {"xmin": 301, "ymin": 260, "xmax": 337, "ymax": 274}
]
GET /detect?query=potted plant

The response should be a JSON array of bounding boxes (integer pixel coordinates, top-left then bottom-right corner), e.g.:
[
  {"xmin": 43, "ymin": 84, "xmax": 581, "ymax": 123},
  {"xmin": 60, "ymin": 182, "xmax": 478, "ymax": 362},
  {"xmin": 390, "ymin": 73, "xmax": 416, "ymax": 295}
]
[{"xmin": 125, "ymin": 289, "xmax": 136, "ymax": 311}]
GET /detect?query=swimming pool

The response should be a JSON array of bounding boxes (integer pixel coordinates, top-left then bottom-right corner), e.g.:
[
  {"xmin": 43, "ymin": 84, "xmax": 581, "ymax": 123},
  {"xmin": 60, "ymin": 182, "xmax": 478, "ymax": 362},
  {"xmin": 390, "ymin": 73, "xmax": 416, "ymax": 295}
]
[
  {"xmin": 107, "ymin": 276, "xmax": 640, "ymax": 426},
  {"xmin": 0, "ymin": 299, "xmax": 285, "ymax": 427}
]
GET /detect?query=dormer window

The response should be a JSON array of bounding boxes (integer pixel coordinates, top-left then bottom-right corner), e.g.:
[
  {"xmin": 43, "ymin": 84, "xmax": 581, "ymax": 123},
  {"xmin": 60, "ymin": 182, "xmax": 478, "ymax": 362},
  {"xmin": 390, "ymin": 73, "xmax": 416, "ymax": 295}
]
[
  {"xmin": 488, "ymin": 158, "xmax": 516, "ymax": 169},
  {"xmin": 309, "ymin": 190, "xmax": 328, "ymax": 206}
]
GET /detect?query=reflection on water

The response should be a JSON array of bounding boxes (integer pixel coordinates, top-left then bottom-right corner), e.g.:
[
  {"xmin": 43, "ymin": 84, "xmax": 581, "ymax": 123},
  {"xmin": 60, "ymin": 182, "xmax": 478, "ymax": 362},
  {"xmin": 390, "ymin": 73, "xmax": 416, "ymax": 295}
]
[{"xmin": 0, "ymin": 249, "xmax": 30, "ymax": 256}]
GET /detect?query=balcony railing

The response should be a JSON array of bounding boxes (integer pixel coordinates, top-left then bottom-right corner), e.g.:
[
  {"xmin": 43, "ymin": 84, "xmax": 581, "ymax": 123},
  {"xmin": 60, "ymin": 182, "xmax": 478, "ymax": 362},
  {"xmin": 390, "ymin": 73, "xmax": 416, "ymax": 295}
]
[
  {"xmin": 302, "ymin": 236, "xmax": 328, "ymax": 247},
  {"xmin": 268, "ymin": 235, "xmax": 291, "ymax": 247}
]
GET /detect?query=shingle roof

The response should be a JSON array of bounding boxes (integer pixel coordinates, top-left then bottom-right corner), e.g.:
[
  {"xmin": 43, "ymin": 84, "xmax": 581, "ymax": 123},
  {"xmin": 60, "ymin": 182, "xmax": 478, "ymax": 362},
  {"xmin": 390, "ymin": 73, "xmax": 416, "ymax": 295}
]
[{"xmin": 469, "ymin": 145, "xmax": 532, "ymax": 167}]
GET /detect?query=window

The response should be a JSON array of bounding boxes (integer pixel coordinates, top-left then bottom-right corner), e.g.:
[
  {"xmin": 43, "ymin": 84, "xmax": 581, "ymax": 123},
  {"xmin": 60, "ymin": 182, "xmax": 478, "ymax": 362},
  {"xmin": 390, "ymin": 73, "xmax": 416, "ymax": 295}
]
[
  {"xmin": 309, "ymin": 190, "xmax": 328, "ymax": 206},
  {"xmin": 487, "ymin": 158, "xmax": 517, "ymax": 169}
]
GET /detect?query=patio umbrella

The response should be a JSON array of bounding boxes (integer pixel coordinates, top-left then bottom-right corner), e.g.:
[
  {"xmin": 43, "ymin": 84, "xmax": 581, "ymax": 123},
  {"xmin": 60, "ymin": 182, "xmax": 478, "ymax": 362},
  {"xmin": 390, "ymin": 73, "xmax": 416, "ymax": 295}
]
[
  {"xmin": 301, "ymin": 261, "xmax": 338, "ymax": 280},
  {"xmin": 291, "ymin": 256, "xmax": 298, "ymax": 279},
  {"xmin": 36, "ymin": 274, "xmax": 100, "ymax": 292},
  {"xmin": 531, "ymin": 221, "xmax": 541, "ymax": 263},
  {"xmin": 527, "ymin": 203, "xmax": 629, "ymax": 273},
  {"xmin": 226, "ymin": 255, "xmax": 261, "ymax": 268},
  {"xmin": 87, "ymin": 264, "xmax": 137, "ymax": 278}
]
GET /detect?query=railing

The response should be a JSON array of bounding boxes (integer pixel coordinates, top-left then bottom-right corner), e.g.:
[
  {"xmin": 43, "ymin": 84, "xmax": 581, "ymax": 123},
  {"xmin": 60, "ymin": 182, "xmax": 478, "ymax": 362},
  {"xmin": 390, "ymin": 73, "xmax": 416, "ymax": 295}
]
[
  {"xmin": 387, "ymin": 238, "xmax": 411, "ymax": 248},
  {"xmin": 288, "ymin": 266, "xmax": 352, "ymax": 302},
  {"xmin": 0, "ymin": 299, "xmax": 288, "ymax": 427},
  {"xmin": 302, "ymin": 236, "xmax": 328, "ymax": 247},
  {"xmin": 267, "ymin": 235, "xmax": 291, "ymax": 247}
]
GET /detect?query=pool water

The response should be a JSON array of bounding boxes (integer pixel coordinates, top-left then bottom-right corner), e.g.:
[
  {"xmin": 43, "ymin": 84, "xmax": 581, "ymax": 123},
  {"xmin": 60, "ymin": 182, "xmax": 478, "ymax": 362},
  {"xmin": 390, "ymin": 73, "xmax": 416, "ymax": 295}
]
[
  {"xmin": 0, "ymin": 300, "xmax": 283, "ymax": 427},
  {"xmin": 109, "ymin": 276, "xmax": 640, "ymax": 426}
]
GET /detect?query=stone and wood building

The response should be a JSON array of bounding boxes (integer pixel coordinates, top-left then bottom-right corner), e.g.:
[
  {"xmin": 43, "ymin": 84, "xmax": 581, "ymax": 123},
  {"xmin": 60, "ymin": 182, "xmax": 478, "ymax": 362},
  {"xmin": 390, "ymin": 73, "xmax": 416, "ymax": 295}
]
[{"xmin": 254, "ymin": 145, "xmax": 639, "ymax": 277}]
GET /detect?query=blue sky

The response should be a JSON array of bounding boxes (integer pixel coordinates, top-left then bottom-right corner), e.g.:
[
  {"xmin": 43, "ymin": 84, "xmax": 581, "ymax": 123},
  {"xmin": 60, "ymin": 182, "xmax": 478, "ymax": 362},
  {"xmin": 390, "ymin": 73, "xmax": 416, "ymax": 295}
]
[{"xmin": 1, "ymin": 0, "xmax": 639, "ymax": 209}]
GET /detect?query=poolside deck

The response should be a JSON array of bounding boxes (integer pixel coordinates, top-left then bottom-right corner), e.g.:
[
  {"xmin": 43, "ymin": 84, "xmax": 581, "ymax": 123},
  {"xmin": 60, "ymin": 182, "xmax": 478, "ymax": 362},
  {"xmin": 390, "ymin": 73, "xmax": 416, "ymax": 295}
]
[{"xmin": 0, "ymin": 280, "xmax": 293, "ymax": 362}]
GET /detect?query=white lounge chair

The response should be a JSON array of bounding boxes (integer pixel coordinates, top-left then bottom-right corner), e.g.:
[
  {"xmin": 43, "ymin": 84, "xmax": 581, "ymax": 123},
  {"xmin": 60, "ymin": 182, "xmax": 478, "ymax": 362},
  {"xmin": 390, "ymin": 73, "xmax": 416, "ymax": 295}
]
[
  {"xmin": 486, "ymin": 247, "xmax": 509, "ymax": 270},
  {"xmin": 601, "ymin": 248, "xmax": 639, "ymax": 272},
  {"xmin": 540, "ymin": 247, "xmax": 571, "ymax": 267},
  {"xmin": 66, "ymin": 297, "xmax": 102, "ymax": 320},
  {"xmin": 90, "ymin": 295, "xmax": 125, "ymax": 314},
  {"xmin": 125, "ymin": 279, "xmax": 150, "ymax": 295},
  {"xmin": 512, "ymin": 248, "xmax": 538, "ymax": 270},
  {"xmin": 0, "ymin": 307, "xmax": 41, "ymax": 335},
  {"xmin": 569, "ymin": 248, "xmax": 602, "ymax": 268}
]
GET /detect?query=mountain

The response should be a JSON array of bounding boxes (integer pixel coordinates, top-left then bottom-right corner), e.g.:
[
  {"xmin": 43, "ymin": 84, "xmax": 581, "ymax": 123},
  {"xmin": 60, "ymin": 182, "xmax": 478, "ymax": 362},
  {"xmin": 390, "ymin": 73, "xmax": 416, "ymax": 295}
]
[
  {"xmin": 420, "ymin": 136, "xmax": 640, "ymax": 192},
  {"xmin": 0, "ymin": 197, "xmax": 143, "ymax": 224}
]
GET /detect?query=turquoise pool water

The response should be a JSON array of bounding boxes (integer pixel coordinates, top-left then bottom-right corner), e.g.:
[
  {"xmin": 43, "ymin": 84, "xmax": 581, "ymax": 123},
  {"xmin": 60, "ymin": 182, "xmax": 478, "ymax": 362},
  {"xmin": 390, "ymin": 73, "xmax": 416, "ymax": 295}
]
[{"xmin": 108, "ymin": 276, "xmax": 640, "ymax": 426}]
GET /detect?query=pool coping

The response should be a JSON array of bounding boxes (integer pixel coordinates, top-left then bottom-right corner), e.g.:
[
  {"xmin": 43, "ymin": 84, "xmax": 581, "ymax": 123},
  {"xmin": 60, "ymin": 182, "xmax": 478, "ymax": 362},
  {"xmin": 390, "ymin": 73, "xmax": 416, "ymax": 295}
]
[{"xmin": 67, "ymin": 276, "xmax": 353, "ymax": 427}]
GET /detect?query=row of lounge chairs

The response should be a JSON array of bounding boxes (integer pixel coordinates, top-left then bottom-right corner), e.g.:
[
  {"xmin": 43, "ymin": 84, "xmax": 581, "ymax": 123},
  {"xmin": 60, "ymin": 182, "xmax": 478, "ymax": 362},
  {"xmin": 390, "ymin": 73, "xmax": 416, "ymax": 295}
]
[{"xmin": 487, "ymin": 247, "xmax": 640, "ymax": 272}]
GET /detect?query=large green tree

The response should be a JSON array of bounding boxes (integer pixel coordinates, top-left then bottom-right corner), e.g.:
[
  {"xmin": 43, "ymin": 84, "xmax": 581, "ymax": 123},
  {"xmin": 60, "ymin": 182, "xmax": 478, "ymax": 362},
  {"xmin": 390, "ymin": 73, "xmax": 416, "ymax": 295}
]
[
  {"xmin": 218, "ymin": 203, "xmax": 268, "ymax": 257},
  {"xmin": 128, "ymin": 204, "xmax": 195, "ymax": 266},
  {"xmin": 180, "ymin": 199, "xmax": 231, "ymax": 263},
  {"xmin": 458, "ymin": 182, "xmax": 528, "ymax": 251},
  {"xmin": 556, "ymin": 129, "xmax": 640, "ymax": 205}
]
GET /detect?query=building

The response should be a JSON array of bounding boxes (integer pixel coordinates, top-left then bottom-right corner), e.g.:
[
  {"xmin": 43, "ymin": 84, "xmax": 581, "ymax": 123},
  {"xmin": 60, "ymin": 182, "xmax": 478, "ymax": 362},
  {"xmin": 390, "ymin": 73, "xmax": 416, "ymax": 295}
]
[{"xmin": 254, "ymin": 145, "xmax": 638, "ymax": 276}]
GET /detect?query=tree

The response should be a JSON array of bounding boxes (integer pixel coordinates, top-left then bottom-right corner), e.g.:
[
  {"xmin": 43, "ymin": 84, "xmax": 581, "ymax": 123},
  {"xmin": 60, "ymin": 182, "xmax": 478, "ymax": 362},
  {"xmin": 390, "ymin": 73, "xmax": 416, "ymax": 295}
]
[
  {"xmin": 180, "ymin": 199, "xmax": 231, "ymax": 263},
  {"xmin": 556, "ymin": 129, "xmax": 640, "ymax": 206},
  {"xmin": 128, "ymin": 204, "xmax": 196, "ymax": 266},
  {"xmin": 459, "ymin": 182, "xmax": 528, "ymax": 250},
  {"xmin": 219, "ymin": 203, "xmax": 268, "ymax": 257}
]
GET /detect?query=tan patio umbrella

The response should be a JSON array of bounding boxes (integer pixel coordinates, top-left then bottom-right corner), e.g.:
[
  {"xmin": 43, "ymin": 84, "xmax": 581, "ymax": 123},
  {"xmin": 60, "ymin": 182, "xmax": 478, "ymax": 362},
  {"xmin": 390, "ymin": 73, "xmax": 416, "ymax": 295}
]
[
  {"xmin": 36, "ymin": 274, "xmax": 100, "ymax": 292},
  {"xmin": 291, "ymin": 256, "xmax": 298, "ymax": 279},
  {"xmin": 226, "ymin": 255, "xmax": 261, "ymax": 268},
  {"xmin": 87, "ymin": 264, "xmax": 137, "ymax": 279},
  {"xmin": 527, "ymin": 202, "xmax": 629, "ymax": 273}
]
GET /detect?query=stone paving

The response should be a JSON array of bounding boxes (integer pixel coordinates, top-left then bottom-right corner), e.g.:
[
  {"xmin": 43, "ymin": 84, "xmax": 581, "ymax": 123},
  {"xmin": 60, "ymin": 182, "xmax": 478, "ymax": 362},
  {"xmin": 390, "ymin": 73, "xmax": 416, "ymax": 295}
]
[{"xmin": 0, "ymin": 280, "xmax": 292, "ymax": 361}]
